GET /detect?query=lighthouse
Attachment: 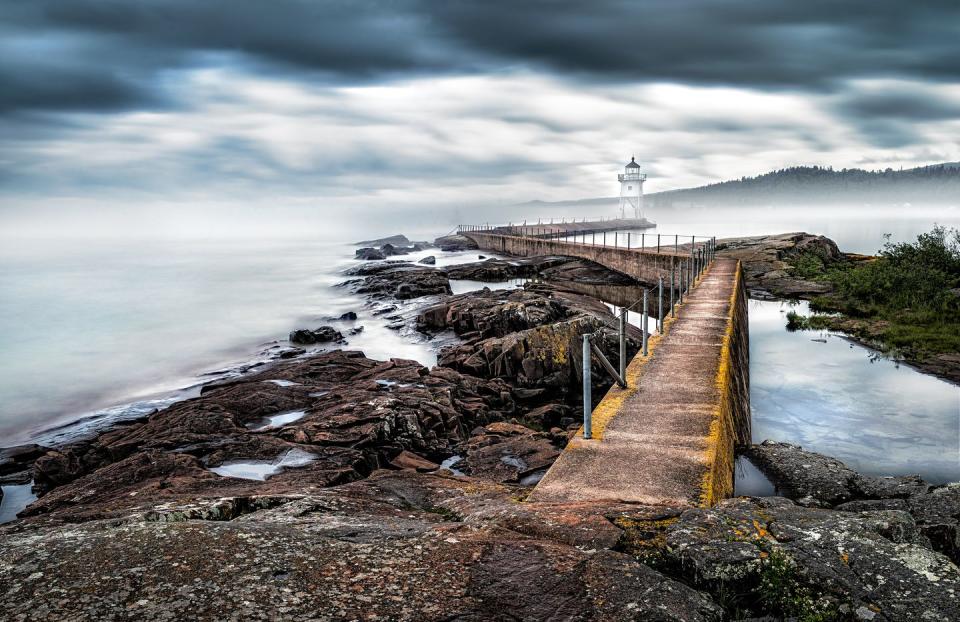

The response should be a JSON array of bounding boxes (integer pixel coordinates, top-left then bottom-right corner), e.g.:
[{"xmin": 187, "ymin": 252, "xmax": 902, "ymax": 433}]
[{"xmin": 617, "ymin": 156, "xmax": 646, "ymax": 220}]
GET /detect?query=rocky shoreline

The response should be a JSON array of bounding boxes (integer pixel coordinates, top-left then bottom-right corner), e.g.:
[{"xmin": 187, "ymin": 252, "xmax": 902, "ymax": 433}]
[{"xmin": 2, "ymin": 232, "xmax": 958, "ymax": 620}]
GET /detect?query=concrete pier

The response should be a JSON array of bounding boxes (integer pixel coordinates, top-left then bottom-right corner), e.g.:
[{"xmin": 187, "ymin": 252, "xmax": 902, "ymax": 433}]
[{"xmin": 528, "ymin": 257, "xmax": 749, "ymax": 506}]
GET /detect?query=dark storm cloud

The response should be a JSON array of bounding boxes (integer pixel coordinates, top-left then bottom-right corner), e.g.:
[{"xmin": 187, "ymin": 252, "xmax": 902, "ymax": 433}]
[{"xmin": 2, "ymin": 0, "xmax": 959, "ymax": 114}]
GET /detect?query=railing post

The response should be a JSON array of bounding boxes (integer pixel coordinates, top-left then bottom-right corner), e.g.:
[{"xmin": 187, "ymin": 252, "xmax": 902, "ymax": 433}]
[
  {"xmin": 582, "ymin": 334, "xmax": 592, "ymax": 439},
  {"xmin": 627, "ymin": 232, "xmax": 631, "ymax": 250},
  {"xmin": 619, "ymin": 310, "xmax": 627, "ymax": 382},
  {"xmin": 657, "ymin": 234, "xmax": 660, "ymax": 254},
  {"xmin": 675, "ymin": 234, "xmax": 679, "ymax": 254},
  {"xmin": 642, "ymin": 233, "xmax": 645, "ymax": 250},
  {"xmin": 679, "ymin": 263, "xmax": 684, "ymax": 303},
  {"xmin": 658, "ymin": 276, "xmax": 663, "ymax": 334},
  {"xmin": 670, "ymin": 260, "xmax": 676, "ymax": 317},
  {"xmin": 603, "ymin": 231, "xmax": 606, "ymax": 246},
  {"xmin": 642, "ymin": 289, "xmax": 649, "ymax": 356}
]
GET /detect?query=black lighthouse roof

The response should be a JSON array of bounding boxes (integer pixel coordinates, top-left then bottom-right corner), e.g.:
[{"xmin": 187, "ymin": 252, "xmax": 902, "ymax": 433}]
[{"xmin": 625, "ymin": 157, "xmax": 640, "ymax": 168}]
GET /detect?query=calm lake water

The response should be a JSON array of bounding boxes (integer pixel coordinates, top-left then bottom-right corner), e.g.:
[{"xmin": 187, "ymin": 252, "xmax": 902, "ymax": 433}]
[{"xmin": 0, "ymin": 207, "xmax": 957, "ymax": 486}]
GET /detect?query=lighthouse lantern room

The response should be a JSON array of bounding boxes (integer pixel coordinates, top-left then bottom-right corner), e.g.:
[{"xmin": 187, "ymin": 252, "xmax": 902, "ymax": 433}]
[{"xmin": 617, "ymin": 156, "xmax": 646, "ymax": 220}]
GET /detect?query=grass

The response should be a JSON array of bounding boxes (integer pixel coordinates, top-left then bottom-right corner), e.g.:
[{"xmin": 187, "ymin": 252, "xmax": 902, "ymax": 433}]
[{"xmin": 785, "ymin": 226, "xmax": 960, "ymax": 362}]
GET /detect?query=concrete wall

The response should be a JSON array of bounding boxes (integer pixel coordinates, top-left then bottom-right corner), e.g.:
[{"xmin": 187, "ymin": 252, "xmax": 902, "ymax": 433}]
[
  {"xmin": 699, "ymin": 261, "xmax": 751, "ymax": 506},
  {"xmin": 464, "ymin": 232, "xmax": 689, "ymax": 286}
]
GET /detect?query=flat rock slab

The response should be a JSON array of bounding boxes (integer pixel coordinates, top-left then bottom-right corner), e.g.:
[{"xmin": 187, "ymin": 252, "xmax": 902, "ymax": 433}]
[{"xmin": 530, "ymin": 258, "xmax": 741, "ymax": 506}]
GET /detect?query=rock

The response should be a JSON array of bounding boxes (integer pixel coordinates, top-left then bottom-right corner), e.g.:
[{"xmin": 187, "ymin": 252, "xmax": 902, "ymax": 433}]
[
  {"xmin": 434, "ymin": 234, "xmax": 479, "ymax": 251},
  {"xmin": 354, "ymin": 234, "xmax": 410, "ymax": 247},
  {"xmin": 288, "ymin": 326, "xmax": 343, "ymax": 344},
  {"xmin": 745, "ymin": 441, "xmax": 960, "ymax": 564},
  {"xmin": 354, "ymin": 247, "xmax": 385, "ymax": 260},
  {"xmin": 477, "ymin": 254, "xmax": 486, "ymax": 259},
  {"xmin": 380, "ymin": 243, "xmax": 410, "ymax": 256},
  {"xmin": 0, "ymin": 444, "xmax": 47, "ymax": 484},
  {"xmin": 617, "ymin": 495, "xmax": 960, "ymax": 620},
  {"xmin": 745, "ymin": 441, "xmax": 929, "ymax": 506},
  {"xmin": 422, "ymin": 285, "xmax": 641, "ymax": 401},
  {"xmin": 0, "ymin": 470, "xmax": 721, "ymax": 621},
  {"xmin": 388, "ymin": 450, "xmax": 439, "ymax": 472},
  {"xmin": 717, "ymin": 232, "xmax": 843, "ymax": 298},
  {"xmin": 277, "ymin": 347, "xmax": 304, "ymax": 359},
  {"xmin": 338, "ymin": 311, "xmax": 358, "ymax": 321},
  {"xmin": 418, "ymin": 255, "xmax": 436, "ymax": 265},
  {"xmin": 456, "ymin": 422, "xmax": 561, "ymax": 484},
  {"xmin": 445, "ymin": 256, "xmax": 572, "ymax": 281},
  {"xmin": 24, "ymin": 351, "xmax": 519, "ymax": 522},
  {"xmin": 343, "ymin": 263, "xmax": 452, "ymax": 300},
  {"xmin": 348, "ymin": 326, "xmax": 364, "ymax": 335}
]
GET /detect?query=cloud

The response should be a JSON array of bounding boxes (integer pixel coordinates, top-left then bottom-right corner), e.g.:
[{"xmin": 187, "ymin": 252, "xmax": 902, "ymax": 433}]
[{"xmin": 2, "ymin": 0, "xmax": 959, "ymax": 115}]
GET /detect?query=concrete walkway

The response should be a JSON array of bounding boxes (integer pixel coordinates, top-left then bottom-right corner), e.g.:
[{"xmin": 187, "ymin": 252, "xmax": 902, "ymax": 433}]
[{"xmin": 529, "ymin": 258, "xmax": 748, "ymax": 507}]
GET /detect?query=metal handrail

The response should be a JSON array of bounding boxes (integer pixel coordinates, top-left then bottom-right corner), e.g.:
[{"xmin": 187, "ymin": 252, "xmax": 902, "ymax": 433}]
[{"xmin": 579, "ymin": 244, "xmax": 716, "ymax": 440}]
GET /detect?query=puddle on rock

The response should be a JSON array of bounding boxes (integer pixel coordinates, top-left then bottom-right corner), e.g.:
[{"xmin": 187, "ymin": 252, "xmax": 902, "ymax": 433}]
[
  {"xmin": 210, "ymin": 449, "xmax": 316, "ymax": 481},
  {"xmin": 734, "ymin": 456, "xmax": 779, "ymax": 497},
  {"xmin": 263, "ymin": 379, "xmax": 300, "ymax": 387},
  {"xmin": 438, "ymin": 455, "xmax": 466, "ymax": 476},
  {"xmin": 0, "ymin": 481, "xmax": 38, "ymax": 524},
  {"xmin": 247, "ymin": 410, "xmax": 307, "ymax": 431}
]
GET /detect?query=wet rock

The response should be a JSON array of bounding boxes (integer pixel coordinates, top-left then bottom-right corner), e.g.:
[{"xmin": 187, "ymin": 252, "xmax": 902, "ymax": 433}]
[
  {"xmin": 434, "ymin": 234, "xmax": 478, "ymax": 251},
  {"xmin": 276, "ymin": 347, "xmax": 304, "ymax": 359},
  {"xmin": 343, "ymin": 263, "xmax": 452, "ymax": 300},
  {"xmin": 24, "ymin": 351, "xmax": 519, "ymax": 522},
  {"xmin": 354, "ymin": 247, "xmax": 385, "ymax": 260},
  {"xmin": 456, "ymin": 422, "xmax": 561, "ymax": 483},
  {"xmin": 0, "ymin": 444, "xmax": 47, "ymax": 484},
  {"xmin": 418, "ymin": 255, "xmax": 436, "ymax": 265},
  {"xmin": 354, "ymin": 233, "xmax": 410, "ymax": 247},
  {"xmin": 338, "ymin": 311, "xmax": 358, "ymax": 321},
  {"xmin": 445, "ymin": 255, "xmax": 572, "ymax": 281},
  {"xmin": 380, "ymin": 243, "xmax": 411, "ymax": 256},
  {"xmin": 288, "ymin": 326, "xmax": 343, "ymax": 344},
  {"xmin": 348, "ymin": 326, "xmax": 364, "ymax": 335}
]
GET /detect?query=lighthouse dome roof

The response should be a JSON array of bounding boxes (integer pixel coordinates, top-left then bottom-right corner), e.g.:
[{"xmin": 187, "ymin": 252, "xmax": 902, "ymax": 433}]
[{"xmin": 625, "ymin": 157, "xmax": 640, "ymax": 168}]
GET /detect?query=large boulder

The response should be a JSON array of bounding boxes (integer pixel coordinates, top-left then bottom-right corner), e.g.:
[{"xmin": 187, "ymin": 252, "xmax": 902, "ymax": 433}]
[
  {"xmin": 355, "ymin": 247, "xmax": 386, "ymax": 260},
  {"xmin": 745, "ymin": 441, "xmax": 960, "ymax": 564},
  {"xmin": 434, "ymin": 234, "xmax": 479, "ymax": 251},
  {"xmin": 288, "ymin": 326, "xmax": 343, "ymax": 344}
]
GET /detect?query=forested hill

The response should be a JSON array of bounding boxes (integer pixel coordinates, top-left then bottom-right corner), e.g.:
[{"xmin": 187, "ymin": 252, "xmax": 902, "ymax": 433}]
[{"xmin": 647, "ymin": 163, "xmax": 960, "ymax": 207}]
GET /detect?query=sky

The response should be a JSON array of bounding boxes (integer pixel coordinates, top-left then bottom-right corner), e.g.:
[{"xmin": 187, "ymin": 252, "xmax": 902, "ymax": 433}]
[{"xmin": 2, "ymin": 0, "xmax": 960, "ymax": 235}]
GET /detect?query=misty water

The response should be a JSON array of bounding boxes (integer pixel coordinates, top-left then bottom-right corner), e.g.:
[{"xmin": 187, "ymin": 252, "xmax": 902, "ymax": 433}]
[{"xmin": 1, "ymin": 208, "xmax": 958, "ymax": 487}]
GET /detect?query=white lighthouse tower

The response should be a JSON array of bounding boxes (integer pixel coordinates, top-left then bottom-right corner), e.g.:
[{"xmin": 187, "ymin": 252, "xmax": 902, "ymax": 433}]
[{"xmin": 617, "ymin": 156, "xmax": 646, "ymax": 219}]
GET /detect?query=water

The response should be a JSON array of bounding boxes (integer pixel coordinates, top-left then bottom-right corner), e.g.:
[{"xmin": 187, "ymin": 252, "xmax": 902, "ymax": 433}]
[
  {"xmin": 734, "ymin": 457, "xmax": 778, "ymax": 497},
  {"xmin": 209, "ymin": 449, "xmax": 317, "ymax": 481},
  {"xmin": 749, "ymin": 299, "xmax": 960, "ymax": 483},
  {"xmin": 247, "ymin": 410, "xmax": 308, "ymax": 431},
  {"xmin": 0, "ymin": 239, "xmax": 488, "ymax": 446},
  {"xmin": 449, "ymin": 278, "xmax": 527, "ymax": 295},
  {"xmin": 0, "ymin": 482, "xmax": 38, "ymax": 524}
]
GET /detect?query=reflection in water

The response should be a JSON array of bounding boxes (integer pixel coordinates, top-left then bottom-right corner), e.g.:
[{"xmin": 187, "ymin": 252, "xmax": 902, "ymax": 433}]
[
  {"xmin": 749, "ymin": 299, "xmax": 960, "ymax": 483},
  {"xmin": 734, "ymin": 456, "xmax": 778, "ymax": 497}
]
